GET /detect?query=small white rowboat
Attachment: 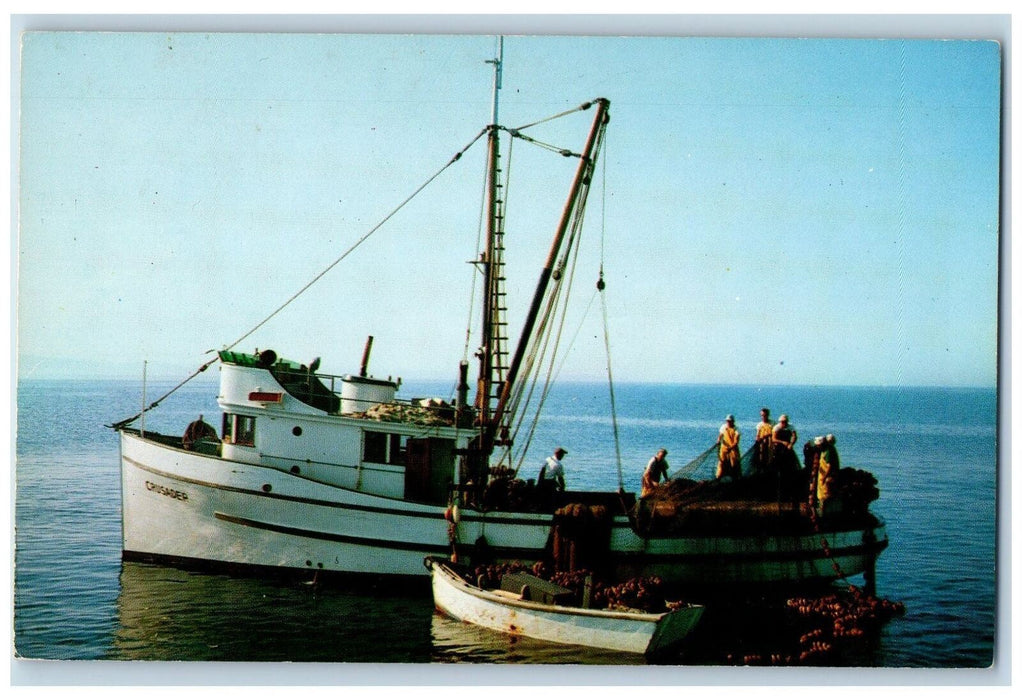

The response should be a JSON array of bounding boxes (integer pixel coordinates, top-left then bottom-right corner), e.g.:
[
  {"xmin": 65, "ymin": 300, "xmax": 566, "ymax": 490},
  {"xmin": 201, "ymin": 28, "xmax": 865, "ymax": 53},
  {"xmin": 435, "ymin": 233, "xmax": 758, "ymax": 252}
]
[{"xmin": 426, "ymin": 557, "xmax": 704, "ymax": 657}]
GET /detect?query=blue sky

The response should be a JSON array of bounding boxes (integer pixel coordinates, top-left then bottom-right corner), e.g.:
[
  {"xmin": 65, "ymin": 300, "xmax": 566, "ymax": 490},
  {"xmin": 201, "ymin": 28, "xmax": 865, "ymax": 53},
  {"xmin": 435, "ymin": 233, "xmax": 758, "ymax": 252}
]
[{"xmin": 16, "ymin": 32, "xmax": 1001, "ymax": 387}]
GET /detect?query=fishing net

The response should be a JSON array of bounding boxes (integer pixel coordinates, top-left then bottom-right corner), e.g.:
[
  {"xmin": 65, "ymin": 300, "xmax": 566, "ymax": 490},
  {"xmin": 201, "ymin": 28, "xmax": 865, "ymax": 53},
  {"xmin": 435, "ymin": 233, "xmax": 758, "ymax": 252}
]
[
  {"xmin": 668, "ymin": 444, "xmax": 757, "ymax": 480},
  {"xmin": 667, "ymin": 444, "xmax": 717, "ymax": 480}
]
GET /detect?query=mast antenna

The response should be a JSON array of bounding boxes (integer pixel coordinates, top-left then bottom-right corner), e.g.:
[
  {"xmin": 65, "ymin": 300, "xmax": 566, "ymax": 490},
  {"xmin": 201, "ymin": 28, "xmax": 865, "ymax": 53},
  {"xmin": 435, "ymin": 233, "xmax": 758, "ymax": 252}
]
[{"xmin": 486, "ymin": 36, "xmax": 503, "ymax": 126}]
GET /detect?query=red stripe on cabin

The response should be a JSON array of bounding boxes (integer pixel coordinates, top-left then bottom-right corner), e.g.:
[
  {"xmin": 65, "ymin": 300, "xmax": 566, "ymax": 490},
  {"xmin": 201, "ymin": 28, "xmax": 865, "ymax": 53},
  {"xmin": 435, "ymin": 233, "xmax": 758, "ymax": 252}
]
[{"xmin": 249, "ymin": 391, "xmax": 283, "ymax": 402}]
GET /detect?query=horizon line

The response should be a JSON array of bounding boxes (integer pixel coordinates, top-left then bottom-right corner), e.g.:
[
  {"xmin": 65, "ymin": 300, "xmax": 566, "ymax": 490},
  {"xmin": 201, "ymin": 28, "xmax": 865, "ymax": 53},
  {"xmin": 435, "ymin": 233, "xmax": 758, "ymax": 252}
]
[{"xmin": 14, "ymin": 375, "xmax": 999, "ymax": 392}]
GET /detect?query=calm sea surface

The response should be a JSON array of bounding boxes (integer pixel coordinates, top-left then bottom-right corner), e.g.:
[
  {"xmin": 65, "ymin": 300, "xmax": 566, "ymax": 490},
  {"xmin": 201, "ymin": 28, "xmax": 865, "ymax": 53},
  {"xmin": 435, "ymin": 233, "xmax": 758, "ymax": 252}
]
[{"xmin": 13, "ymin": 378, "xmax": 999, "ymax": 679}]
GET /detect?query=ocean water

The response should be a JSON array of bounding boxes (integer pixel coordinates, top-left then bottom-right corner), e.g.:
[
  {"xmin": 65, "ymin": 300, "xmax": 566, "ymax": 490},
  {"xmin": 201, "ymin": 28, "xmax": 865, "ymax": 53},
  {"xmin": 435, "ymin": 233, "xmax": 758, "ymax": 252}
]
[{"xmin": 12, "ymin": 378, "xmax": 999, "ymax": 677}]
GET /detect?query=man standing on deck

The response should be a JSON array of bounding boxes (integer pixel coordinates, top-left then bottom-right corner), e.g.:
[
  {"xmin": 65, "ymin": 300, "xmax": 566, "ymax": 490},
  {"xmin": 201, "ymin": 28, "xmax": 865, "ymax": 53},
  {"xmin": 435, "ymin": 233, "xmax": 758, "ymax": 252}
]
[
  {"xmin": 752, "ymin": 407, "xmax": 774, "ymax": 472},
  {"xmin": 540, "ymin": 447, "xmax": 567, "ymax": 492},
  {"xmin": 716, "ymin": 415, "xmax": 741, "ymax": 480},
  {"xmin": 771, "ymin": 414, "xmax": 799, "ymax": 472},
  {"xmin": 641, "ymin": 448, "xmax": 671, "ymax": 498},
  {"xmin": 816, "ymin": 434, "xmax": 841, "ymax": 515}
]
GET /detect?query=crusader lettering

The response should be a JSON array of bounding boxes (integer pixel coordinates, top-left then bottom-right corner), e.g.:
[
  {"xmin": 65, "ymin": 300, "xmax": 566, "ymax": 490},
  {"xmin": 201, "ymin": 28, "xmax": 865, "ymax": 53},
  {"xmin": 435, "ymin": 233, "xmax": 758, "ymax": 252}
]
[{"xmin": 145, "ymin": 480, "xmax": 188, "ymax": 501}]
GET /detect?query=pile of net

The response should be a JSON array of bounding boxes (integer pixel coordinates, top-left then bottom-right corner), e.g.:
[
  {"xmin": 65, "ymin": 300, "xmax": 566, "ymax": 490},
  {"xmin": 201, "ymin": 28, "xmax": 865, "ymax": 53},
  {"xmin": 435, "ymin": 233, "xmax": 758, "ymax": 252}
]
[
  {"xmin": 471, "ymin": 560, "xmax": 682, "ymax": 614},
  {"xmin": 639, "ymin": 446, "xmax": 881, "ymax": 535},
  {"xmin": 346, "ymin": 399, "xmax": 454, "ymax": 426}
]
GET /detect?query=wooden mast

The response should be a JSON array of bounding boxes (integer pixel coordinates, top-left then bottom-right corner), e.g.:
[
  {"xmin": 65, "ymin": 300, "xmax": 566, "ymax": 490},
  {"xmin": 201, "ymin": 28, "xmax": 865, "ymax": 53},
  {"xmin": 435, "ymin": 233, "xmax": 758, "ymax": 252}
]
[{"xmin": 476, "ymin": 37, "xmax": 503, "ymax": 430}]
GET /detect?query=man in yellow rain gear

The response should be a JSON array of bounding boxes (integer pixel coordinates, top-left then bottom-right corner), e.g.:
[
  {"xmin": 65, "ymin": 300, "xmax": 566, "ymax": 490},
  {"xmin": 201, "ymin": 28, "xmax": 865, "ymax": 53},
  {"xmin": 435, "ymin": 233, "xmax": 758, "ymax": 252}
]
[
  {"xmin": 816, "ymin": 434, "xmax": 841, "ymax": 514},
  {"xmin": 716, "ymin": 415, "xmax": 741, "ymax": 480}
]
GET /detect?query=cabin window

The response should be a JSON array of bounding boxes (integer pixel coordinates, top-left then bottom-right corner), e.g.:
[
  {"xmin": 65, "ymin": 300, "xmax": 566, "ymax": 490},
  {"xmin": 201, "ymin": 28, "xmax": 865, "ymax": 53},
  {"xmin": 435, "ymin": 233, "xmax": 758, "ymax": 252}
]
[
  {"xmin": 364, "ymin": 431, "xmax": 387, "ymax": 463},
  {"xmin": 363, "ymin": 431, "xmax": 408, "ymax": 465},
  {"xmin": 222, "ymin": 413, "xmax": 256, "ymax": 446},
  {"xmin": 389, "ymin": 433, "xmax": 407, "ymax": 465},
  {"xmin": 236, "ymin": 415, "xmax": 256, "ymax": 446}
]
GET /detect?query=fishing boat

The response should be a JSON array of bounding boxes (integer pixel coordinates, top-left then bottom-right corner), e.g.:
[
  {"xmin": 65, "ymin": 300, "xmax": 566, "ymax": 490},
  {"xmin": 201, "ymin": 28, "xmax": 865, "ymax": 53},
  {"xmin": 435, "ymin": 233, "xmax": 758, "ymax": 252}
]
[
  {"xmin": 113, "ymin": 41, "xmax": 888, "ymax": 589},
  {"xmin": 425, "ymin": 557, "xmax": 704, "ymax": 657}
]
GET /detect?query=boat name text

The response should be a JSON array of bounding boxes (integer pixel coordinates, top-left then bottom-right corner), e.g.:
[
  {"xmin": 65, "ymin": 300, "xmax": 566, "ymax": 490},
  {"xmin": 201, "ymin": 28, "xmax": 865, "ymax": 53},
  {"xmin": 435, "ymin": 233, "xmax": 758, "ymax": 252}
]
[{"xmin": 145, "ymin": 480, "xmax": 189, "ymax": 501}]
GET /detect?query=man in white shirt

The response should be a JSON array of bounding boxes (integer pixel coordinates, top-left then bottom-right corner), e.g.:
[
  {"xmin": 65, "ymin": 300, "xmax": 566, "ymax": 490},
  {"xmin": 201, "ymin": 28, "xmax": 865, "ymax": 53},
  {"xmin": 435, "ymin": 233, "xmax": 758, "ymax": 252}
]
[{"xmin": 540, "ymin": 447, "xmax": 568, "ymax": 491}]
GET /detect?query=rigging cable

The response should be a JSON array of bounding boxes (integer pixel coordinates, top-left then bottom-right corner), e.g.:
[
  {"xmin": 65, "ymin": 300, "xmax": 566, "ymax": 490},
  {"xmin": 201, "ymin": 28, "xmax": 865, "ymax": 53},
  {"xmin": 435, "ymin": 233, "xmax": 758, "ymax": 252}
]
[
  {"xmin": 506, "ymin": 229, "xmax": 580, "ymax": 470},
  {"xmin": 597, "ymin": 129, "xmax": 625, "ymax": 492},
  {"xmin": 107, "ymin": 357, "xmax": 217, "ymax": 429},
  {"xmin": 462, "ymin": 130, "xmax": 495, "ymax": 365},
  {"xmin": 113, "ymin": 102, "xmax": 596, "ymax": 431},
  {"xmin": 505, "ymin": 129, "xmax": 580, "ymax": 158},
  {"xmin": 508, "ymin": 224, "xmax": 586, "ymax": 474},
  {"xmin": 514, "ymin": 121, "xmax": 610, "ymax": 429},
  {"xmin": 507, "ymin": 125, "xmax": 606, "ymax": 473},
  {"xmin": 599, "ymin": 276, "xmax": 624, "ymax": 491},
  {"xmin": 111, "ymin": 126, "xmax": 489, "ymax": 429},
  {"xmin": 511, "ymin": 100, "xmax": 600, "ymax": 132},
  {"xmin": 223, "ymin": 126, "xmax": 489, "ymax": 354}
]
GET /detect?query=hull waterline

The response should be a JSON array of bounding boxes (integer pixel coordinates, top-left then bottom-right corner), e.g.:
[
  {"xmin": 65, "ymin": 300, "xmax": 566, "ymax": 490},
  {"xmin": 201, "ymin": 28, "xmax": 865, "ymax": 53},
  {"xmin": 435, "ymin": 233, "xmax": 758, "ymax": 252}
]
[{"xmin": 120, "ymin": 431, "xmax": 887, "ymax": 586}]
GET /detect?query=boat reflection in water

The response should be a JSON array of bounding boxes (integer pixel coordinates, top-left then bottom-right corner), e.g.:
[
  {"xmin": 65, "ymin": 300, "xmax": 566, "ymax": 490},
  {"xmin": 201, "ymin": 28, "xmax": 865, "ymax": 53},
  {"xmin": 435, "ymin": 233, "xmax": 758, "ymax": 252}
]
[
  {"xmin": 111, "ymin": 562, "xmax": 435, "ymax": 662},
  {"xmin": 429, "ymin": 611, "xmax": 646, "ymax": 665},
  {"xmin": 113, "ymin": 561, "xmax": 657, "ymax": 664}
]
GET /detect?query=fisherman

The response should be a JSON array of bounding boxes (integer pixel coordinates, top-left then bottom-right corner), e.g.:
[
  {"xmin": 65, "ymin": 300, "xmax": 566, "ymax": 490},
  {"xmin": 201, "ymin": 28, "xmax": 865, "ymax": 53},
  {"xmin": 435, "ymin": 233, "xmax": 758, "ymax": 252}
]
[
  {"xmin": 816, "ymin": 434, "xmax": 841, "ymax": 515},
  {"xmin": 641, "ymin": 448, "xmax": 671, "ymax": 498},
  {"xmin": 715, "ymin": 415, "xmax": 741, "ymax": 480},
  {"xmin": 804, "ymin": 436, "xmax": 825, "ymax": 478},
  {"xmin": 771, "ymin": 414, "xmax": 799, "ymax": 472},
  {"xmin": 182, "ymin": 414, "xmax": 218, "ymax": 451},
  {"xmin": 539, "ymin": 447, "xmax": 568, "ymax": 492},
  {"xmin": 752, "ymin": 407, "xmax": 774, "ymax": 472},
  {"xmin": 804, "ymin": 436, "xmax": 825, "ymax": 505}
]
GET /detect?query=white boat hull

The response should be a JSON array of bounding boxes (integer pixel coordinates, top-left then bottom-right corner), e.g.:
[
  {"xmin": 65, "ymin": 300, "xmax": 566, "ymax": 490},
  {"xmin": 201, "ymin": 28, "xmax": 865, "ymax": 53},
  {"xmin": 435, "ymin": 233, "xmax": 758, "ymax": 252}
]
[
  {"xmin": 121, "ymin": 430, "xmax": 552, "ymax": 576},
  {"xmin": 427, "ymin": 558, "xmax": 703, "ymax": 656},
  {"xmin": 120, "ymin": 431, "xmax": 887, "ymax": 584}
]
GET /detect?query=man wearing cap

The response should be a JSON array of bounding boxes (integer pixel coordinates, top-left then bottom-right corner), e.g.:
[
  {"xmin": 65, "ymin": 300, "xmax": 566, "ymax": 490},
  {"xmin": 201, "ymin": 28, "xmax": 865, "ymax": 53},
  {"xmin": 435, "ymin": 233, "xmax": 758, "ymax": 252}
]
[
  {"xmin": 641, "ymin": 448, "xmax": 671, "ymax": 498},
  {"xmin": 771, "ymin": 414, "xmax": 799, "ymax": 472},
  {"xmin": 716, "ymin": 415, "xmax": 741, "ymax": 480},
  {"xmin": 804, "ymin": 435, "xmax": 825, "ymax": 481},
  {"xmin": 540, "ymin": 447, "xmax": 567, "ymax": 492}
]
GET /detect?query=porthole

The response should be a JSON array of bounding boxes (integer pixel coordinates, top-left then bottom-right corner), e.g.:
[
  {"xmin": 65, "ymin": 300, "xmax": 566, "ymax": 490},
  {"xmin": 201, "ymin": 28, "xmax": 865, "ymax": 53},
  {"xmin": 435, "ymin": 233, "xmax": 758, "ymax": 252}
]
[
  {"xmin": 262, "ymin": 483, "xmax": 272, "ymax": 493},
  {"xmin": 292, "ymin": 426, "xmax": 303, "ymax": 436},
  {"xmin": 290, "ymin": 465, "xmax": 301, "ymax": 475}
]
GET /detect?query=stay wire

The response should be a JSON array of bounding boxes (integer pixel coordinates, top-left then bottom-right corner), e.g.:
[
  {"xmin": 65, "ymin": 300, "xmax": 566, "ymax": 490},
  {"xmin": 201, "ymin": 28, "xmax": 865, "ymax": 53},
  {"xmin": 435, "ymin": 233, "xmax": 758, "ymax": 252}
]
[
  {"xmin": 597, "ymin": 128, "xmax": 624, "ymax": 491},
  {"xmin": 600, "ymin": 281, "xmax": 624, "ymax": 492},
  {"xmin": 224, "ymin": 126, "xmax": 489, "ymax": 354},
  {"xmin": 505, "ymin": 129, "xmax": 581, "ymax": 159},
  {"xmin": 113, "ymin": 126, "xmax": 488, "ymax": 429},
  {"xmin": 107, "ymin": 357, "xmax": 217, "ymax": 429},
  {"xmin": 510, "ymin": 100, "xmax": 598, "ymax": 132},
  {"xmin": 511, "ymin": 214, "xmax": 587, "ymax": 474},
  {"xmin": 463, "ymin": 131, "xmax": 494, "ymax": 364},
  {"xmin": 509, "ymin": 137, "xmax": 601, "ymax": 473}
]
